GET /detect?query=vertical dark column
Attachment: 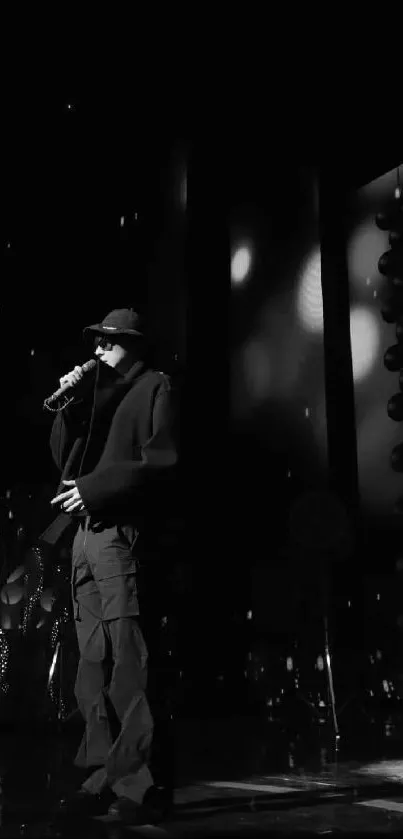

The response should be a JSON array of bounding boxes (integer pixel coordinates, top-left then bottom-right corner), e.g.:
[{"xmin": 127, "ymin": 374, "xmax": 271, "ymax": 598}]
[
  {"xmin": 178, "ymin": 139, "xmax": 236, "ymax": 716},
  {"xmin": 182, "ymin": 140, "xmax": 231, "ymax": 550},
  {"xmin": 319, "ymin": 167, "xmax": 360, "ymax": 520}
]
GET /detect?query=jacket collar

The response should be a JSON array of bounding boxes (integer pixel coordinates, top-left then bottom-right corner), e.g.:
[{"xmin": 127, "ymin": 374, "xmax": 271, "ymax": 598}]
[
  {"xmin": 90, "ymin": 358, "xmax": 148, "ymax": 418},
  {"xmin": 95, "ymin": 357, "xmax": 147, "ymax": 389}
]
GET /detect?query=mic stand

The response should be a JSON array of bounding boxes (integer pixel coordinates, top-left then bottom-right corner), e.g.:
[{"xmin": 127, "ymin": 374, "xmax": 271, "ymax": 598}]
[
  {"xmin": 320, "ymin": 558, "xmax": 340, "ymax": 751},
  {"xmin": 294, "ymin": 552, "xmax": 340, "ymax": 763}
]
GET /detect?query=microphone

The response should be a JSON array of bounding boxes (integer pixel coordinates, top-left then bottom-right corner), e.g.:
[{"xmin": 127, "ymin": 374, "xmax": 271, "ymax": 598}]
[{"xmin": 43, "ymin": 359, "xmax": 97, "ymax": 409}]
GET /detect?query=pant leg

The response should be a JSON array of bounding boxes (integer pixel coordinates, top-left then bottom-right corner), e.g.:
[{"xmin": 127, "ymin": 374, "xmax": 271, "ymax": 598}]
[
  {"xmin": 81, "ymin": 522, "xmax": 155, "ymax": 804},
  {"xmin": 105, "ymin": 618, "xmax": 155, "ymax": 803},
  {"xmin": 71, "ymin": 521, "xmax": 113, "ymax": 778}
]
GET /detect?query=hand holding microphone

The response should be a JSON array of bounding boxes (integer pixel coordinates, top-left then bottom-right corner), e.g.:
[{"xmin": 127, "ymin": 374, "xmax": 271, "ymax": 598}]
[
  {"xmin": 59, "ymin": 365, "xmax": 86, "ymax": 390},
  {"xmin": 43, "ymin": 359, "xmax": 97, "ymax": 410}
]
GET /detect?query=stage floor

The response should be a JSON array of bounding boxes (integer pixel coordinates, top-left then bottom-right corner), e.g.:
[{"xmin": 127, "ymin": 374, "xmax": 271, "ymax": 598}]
[{"xmin": 3, "ymin": 715, "xmax": 403, "ymax": 836}]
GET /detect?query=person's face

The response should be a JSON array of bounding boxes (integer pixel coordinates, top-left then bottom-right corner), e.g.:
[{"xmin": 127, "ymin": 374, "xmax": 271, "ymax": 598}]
[{"xmin": 94, "ymin": 335, "xmax": 134, "ymax": 373}]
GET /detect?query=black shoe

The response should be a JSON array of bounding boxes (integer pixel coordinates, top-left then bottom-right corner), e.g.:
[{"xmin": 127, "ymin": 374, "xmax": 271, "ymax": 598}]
[
  {"xmin": 108, "ymin": 785, "xmax": 173, "ymax": 825},
  {"xmin": 54, "ymin": 786, "xmax": 116, "ymax": 820},
  {"xmin": 143, "ymin": 784, "xmax": 174, "ymax": 822}
]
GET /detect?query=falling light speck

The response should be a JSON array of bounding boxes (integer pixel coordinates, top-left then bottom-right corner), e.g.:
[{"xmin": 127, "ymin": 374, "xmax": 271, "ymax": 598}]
[
  {"xmin": 286, "ymin": 657, "xmax": 293, "ymax": 671},
  {"xmin": 348, "ymin": 601, "xmax": 351, "ymax": 607},
  {"xmin": 47, "ymin": 643, "xmax": 60, "ymax": 686},
  {"xmin": 377, "ymin": 593, "xmax": 380, "ymax": 601},
  {"xmin": 31, "ymin": 349, "xmax": 35, "ymax": 356},
  {"xmin": 246, "ymin": 610, "xmax": 253, "ymax": 620},
  {"xmin": 120, "ymin": 216, "xmax": 125, "ymax": 227},
  {"xmin": 8, "ymin": 511, "xmax": 13, "ymax": 520},
  {"xmin": 305, "ymin": 407, "xmax": 310, "ymax": 418}
]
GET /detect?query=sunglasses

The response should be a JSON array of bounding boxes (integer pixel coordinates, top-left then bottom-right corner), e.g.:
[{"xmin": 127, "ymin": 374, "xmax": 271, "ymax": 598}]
[{"xmin": 94, "ymin": 335, "xmax": 117, "ymax": 351}]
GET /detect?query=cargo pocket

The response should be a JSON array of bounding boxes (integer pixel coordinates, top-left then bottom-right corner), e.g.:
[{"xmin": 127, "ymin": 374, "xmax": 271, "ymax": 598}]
[{"xmin": 96, "ymin": 559, "xmax": 139, "ymax": 621}]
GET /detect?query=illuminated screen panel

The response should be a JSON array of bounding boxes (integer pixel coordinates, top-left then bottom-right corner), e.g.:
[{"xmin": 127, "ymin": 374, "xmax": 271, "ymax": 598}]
[{"xmin": 346, "ymin": 166, "xmax": 403, "ymax": 519}]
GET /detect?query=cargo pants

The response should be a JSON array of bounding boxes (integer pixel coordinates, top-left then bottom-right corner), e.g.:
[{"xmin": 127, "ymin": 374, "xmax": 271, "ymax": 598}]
[{"xmin": 71, "ymin": 517, "xmax": 154, "ymax": 804}]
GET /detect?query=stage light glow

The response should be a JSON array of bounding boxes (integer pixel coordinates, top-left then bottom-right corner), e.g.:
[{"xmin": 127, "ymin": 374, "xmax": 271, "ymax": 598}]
[
  {"xmin": 1, "ymin": 582, "xmax": 24, "ymax": 606},
  {"xmin": 40, "ymin": 589, "xmax": 55, "ymax": 613},
  {"xmin": 347, "ymin": 220, "xmax": 388, "ymax": 292},
  {"xmin": 349, "ymin": 306, "xmax": 380, "ymax": 383},
  {"xmin": 1, "ymin": 613, "xmax": 11, "ymax": 630},
  {"xmin": 231, "ymin": 245, "xmax": 252, "ymax": 285},
  {"xmin": 297, "ymin": 248, "xmax": 323, "ymax": 334},
  {"xmin": 6, "ymin": 565, "xmax": 25, "ymax": 584}
]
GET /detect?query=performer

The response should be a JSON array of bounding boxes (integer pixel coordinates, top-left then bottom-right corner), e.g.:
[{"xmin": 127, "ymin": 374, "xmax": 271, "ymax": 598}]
[{"xmin": 47, "ymin": 308, "xmax": 178, "ymax": 824}]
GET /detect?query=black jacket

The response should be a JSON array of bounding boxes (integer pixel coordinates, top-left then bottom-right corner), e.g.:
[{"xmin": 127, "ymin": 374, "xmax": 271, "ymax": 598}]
[{"xmin": 43, "ymin": 358, "xmax": 178, "ymax": 543}]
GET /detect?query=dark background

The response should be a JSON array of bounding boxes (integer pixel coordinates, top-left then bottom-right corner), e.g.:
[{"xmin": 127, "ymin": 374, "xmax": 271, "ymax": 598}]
[{"xmin": 1, "ymin": 80, "xmax": 403, "ymax": 727}]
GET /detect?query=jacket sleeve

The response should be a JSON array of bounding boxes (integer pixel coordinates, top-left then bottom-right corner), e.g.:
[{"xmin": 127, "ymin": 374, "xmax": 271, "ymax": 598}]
[
  {"xmin": 49, "ymin": 398, "xmax": 90, "ymax": 472},
  {"xmin": 75, "ymin": 383, "xmax": 178, "ymax": 515}
]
